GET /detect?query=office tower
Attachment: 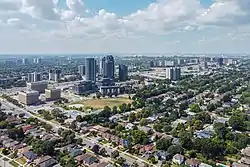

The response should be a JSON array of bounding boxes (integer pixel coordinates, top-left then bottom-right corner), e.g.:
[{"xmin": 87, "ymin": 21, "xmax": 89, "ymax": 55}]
[
  {"xmin": 54, "ymin": 69, "xmax": 61, "ymax": 82},
  {"xmin": 166, "ymin": 67, "xmax": 181, "ymax": 81},
  {"xmin": 27, "ymin": 81, "xmax": 48, "ymax": 93},
  {"xmin": 78, "ymin": 65, "xmax": 85, "ymax": 76},
  {"xmin": 33, "ymin": 58, "xmax": 42, "ymax": 64},
  {"xmin": 150, "ymin": 61, "xmax": 154, "ymax": 67},
  {"xmin": 18, "ymin": 90, "xmax": 40, "ymax": 105},
  {"xmin": 85, "ymin": 58, "xmax": 96, "ymax": 82},
  {"xmin": 45, "ymin": 88, "xmax": 61, "ymax": 101},
  {"xmin": 119, "ymin": 64, "xmax": 128, "ymax": 81},
  {"xmin": 178, "ymin": 59, "xmax": 185, "ymax": 65},
  {"xmin": 22, "ymin": 58, "xmax": 28, "ymax": 65},
  {"xmin": 101, "ymin": 55, "xmax": 115, "ymax": 79},
  {"xmin": 27, "ymin": 73, "xmax": 33, "ymax": 82},
  {"xmin": 74, "ymin": 81, "xmax": 93, "ymax": 95},
  {"xmin": 49, "ymin": 70, "xmax": 54, "ymax": 81},
  {"xmin": 217, "ymin": 58, "xmax": 224, "ymax": 66},
  {"xmin": 33, "ymin": 72, "xmax": 41, "ymax": 82}
]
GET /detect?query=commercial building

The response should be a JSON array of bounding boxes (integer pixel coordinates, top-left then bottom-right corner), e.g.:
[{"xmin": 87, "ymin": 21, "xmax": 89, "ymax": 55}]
[
  {"xmin": 27, "ymin": 72, "xmax": 41, "ymax": 82},
  {"xmin": 99, "ymin": 86, "xmax": 120, "ymax": 96},
  {"xmin": 48, "ymin": 69, "xmax": 54, "ymax": 81},
  {"xmin": 166, "ymin": 67, "xmax": 181, "ymax": 81},
  {"xmin": 33, "ymin": 58, "xmax": 41, "ymax": 64},
  {"xmin": 101, "ymin": 55, "xmax": 115, "ymax": 79},
  {"xmin": 119, "ymin": 64, "xmax": 128, "ymax": 81},
  {"xmin": 45, "ymin": 88, "xmax": 61, "ymax": 101},
  {"xmin": 54, "ymin": 69, "xmax": 61, "ymax": 82},
  {"xmin": 78, "ymin": 65, "xmax": 85, "ymax": 76},
  {"xmin": 18, "ymin": 90, "xmax": 40, "ymax": 105},
  {"xmin": 22, "ymin": 58, "xmax": 28, "ymax": 65},
  {"xmin": 85, "ymin": 58, "xmax": 96, "ymax": 82},
  {"xmin": 217, "ymin": 58, "xmax": 224, "ymax": 66},
  {"xmin": 74, "ymin": 81, "xmax": 93, "ymax": 95},
  {"xmin": 27, "ymin": 81, "xmax": 48, "ymax": 93}
]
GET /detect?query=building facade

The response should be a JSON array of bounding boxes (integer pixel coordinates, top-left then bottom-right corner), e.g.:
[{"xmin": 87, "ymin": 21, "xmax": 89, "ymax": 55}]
[
  {"xmin": 85, "ymin": 58, "xmax": 96, "ymax": 82},
  {"xmin": 18, "ymin": 91, "xmax": 40, "ymax": 105},
  {"xmin": 166, "ymin": 67, "xmax": 181, "ymax": 81},
  {"xmin": 45, "ymin": 88, "xmax": 61, "ymax": 101},
  {"xmin": 101, "ymin": 55, "xmax": 115, "ymax": 79},
  {"xmin": 27, "ymin": 81, "xmax": 48, "ymax": 93},
  {"xmin": 78, "ymin": 65, "xmax": 85, "ymax": 76},
  {"xmin": 118, "ymin": 64, "xmax": 128, "ymax": 81}
]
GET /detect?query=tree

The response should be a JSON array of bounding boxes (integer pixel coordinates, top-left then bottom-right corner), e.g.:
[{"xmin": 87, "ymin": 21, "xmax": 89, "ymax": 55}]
[
  {"xmin": 76, "ymin": 115, "xmax": 83, "ymax": 122},
  {"xmin": 2, "ymin": 148, "xmax": 10, "ymax": 155},
  {"xmin": 92, "ymin": 145, "xmax": 100, "ymax": 154},
  {"xmin": 116, "ymin": 157, "xmax": 126, "ymax": 166},
  {"xmin": 69, "ymin": 121, "xmax": 77, "ymax": 131},
  {"xmin": 0, "ymin": 121, "xmax": 8, "ymax": 129},
  {"xmin": 222, "ymin": 93, "xmax": 231, "ymax": 102},
  {"xmin": 100, "ymin": 148, "xmax": 107, "ymax": 156},
  {"xmin": 115, "ymin": 124, "xmax": 125, "ymax": 132},
  {"xmin": 163, "ymin": 125, "xmax": 172, "ymax": 133},
  {"xmin": 129, "ymin": 112, "xmax": 136, "ymax": 122},
  {"xmin": 77, "ymin": 138, "xmax": 83, "ymax": 145},
  {"xmin": 111, "ymin": 150, "xmax": 119, "ymax": 159},
  {"xmin": 131, "ymin": 130, "xmax": 148, "ymax": 144},
  {"xmin": 8, "ymin": 128, "xmax": 25, "ymax": 140},
  {"xmin": 140, "ymin": 118, "xmax": 148, "ymax": 126},
  {"xmin": 167, "ymin": 145, "xmax": 183, "ymax": 156},
  {"xmin": 207, "ymin": 103, "xmax": 216, "ymax": 112},
  {"xmin": 112, "ymin": 106, "xmax": 118, "ymax": 114},
  {"xmin": 190, "ymin": 103, "xmax": 201, "ymax": 113},
  {"xmin": 214, "ymin": 122, "xmax": 228, "ymax": 139},
  {"xmin": 153, "ymin": 123, "xmax": 163, "ymax": 132},
  {"xmin": 229, "ymin": 113, "xmax": 246, "ymax": 131},
  {"xmin": 131, "ymin": 161, "xmax": 139, "ymax": 167},
  {"xmin": 42, "ymin": 123, "xmax": 53, "ymax": 132},
  {"xmin": 96, "ymin": 93, "xmax": 101, "ymax": 99},
  {"xmin": 156, "ymin": 138, "xmax": 172, "ymax": 151}
]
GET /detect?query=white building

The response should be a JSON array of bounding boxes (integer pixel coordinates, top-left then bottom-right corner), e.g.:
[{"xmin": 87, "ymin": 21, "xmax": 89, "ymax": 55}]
[{"xmin": 166, "ymin": 67, "xmax": 181, "ymax": 81}]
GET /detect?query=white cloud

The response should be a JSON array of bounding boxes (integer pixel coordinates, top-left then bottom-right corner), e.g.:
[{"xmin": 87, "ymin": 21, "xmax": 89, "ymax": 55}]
[{"xmin": 0, "ymin": 0, "xmax": 250, "ymax": 53}]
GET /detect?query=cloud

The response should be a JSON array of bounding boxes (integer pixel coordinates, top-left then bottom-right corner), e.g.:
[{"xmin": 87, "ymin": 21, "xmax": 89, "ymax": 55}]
[{"xmin": 20, "ymin": 0, "xmax": 59, "ymax": 20}]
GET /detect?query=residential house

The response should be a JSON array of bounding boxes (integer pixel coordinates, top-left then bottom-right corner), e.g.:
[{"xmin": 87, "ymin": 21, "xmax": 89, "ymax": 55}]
[
  {"xmin": 34, "ymin": 156, "xmax": 57, "ymax": 167},
  {"xmin": 185, "ymin": 158, "xmax": 201, "ymax": 167},
  {"xmin": 200, "ymin": 163, "xmax": 212, "ymax": 167},
  {"xmin": 125, "ymin": 123, "xmax": 135, "ymax": 130},
  {"xmin": 23, "ymin": 151, "xmax": 38, "ymax": 161},
  {"xmin": 140, "ymin": 144, "xmax": 154, "ymax": 154},
  {"xmin": 156, "ymin": 151, "xmax": 170, "ymax": 161},
  {"xmin": 172, "ymin": 154, "xmax": 185, "ymax": 165},
  {"xmin": 22, "ymin": 125, "xmax": 34, "ymax": 133},
  {"xmin": 5, "ymin": 141, "xmax": 19, "ymax": 149},
  {"xmin": 242, "ymin": 147, "xmax": 250, "ymax": 158},
  {"xmin": 97, "ymin": 162, "xmax": 114, "ymax": 167},
  {"xmin": 12, "ymin": 143, "xmax": 25, "ymax": 151},
  {"xmin": 138, "ymin": 126, "xmax": 153, "ymax": 134},
  {"xmin": 75, "ymin": 154, "xmax": 98, "ymax": 166},
  {"xmin": 69, "ymin": 148, "xmax": 83, "ymax": 157},
  {"xmin": 239, "ymin": 157, "xmax": 250, "ymax": 166},
  {"xmin": 232, "ymin": 162, "xmax": 249, "ymax": 167},
  {"xmin": 6, "ymin": 116, "xmax": 20, "ymax": 124},
  {"xmin": 194, "ymin": 130, "xmax": 214, "ymax": 139}
]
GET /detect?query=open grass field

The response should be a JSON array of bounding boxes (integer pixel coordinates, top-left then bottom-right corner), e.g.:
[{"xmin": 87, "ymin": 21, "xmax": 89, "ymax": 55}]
[
  {"xmin": 73, "ymin": 97, "xmax": 133, "ymax": 110},
  {"xmin": 16, "ymin": 157, "xmax": 27, "ymax": 165}
]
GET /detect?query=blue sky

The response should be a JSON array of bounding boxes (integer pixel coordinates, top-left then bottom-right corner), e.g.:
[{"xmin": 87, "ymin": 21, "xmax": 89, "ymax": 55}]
[{"xmin": 0, "ymin": 0, "xmax": 250, "ymax": 54}]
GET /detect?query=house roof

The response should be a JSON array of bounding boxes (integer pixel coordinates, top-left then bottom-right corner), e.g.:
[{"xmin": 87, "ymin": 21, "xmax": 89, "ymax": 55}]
[
  {"xmin": 242, "ymin": 147, "xmax": 250, "ymax": 157},
  {"xmin": 23, "ymin": 151, "xmax": 37, "ymax": 161},
  {"xmin": 200, "ymin": 163, "xmax": 213, "ymax": 167},
  {"xmin": 186, "ymin": 158, "xmax": 201, "ymax": 166},
  {"xmin": 35, "ymin": 156, "xmax": 53, "ymax": 165},
  {"xmin": 39, "ymin": 158, "xmax": 57, "ymax": 167},
  {"xmin": 232, "ymin": 162, "xmax": 249, "ymax": 167},
  {"xmin": 22, "ymin": 125, "xmax": 34, "ymax": 132},
  {"xmin": 69, "ymin": 149, "xmax": 82, "ymax": 157},
  {"xmin": 173, "ymin": 154, "xmax": 185, "ymax": 161},
  {"xmin": 97, "ymin": 162, "xmax": 109, "ymax": 167},
  {"xmin": 239, "ymin": 157, "xmax": 250, "ymax": 165}
]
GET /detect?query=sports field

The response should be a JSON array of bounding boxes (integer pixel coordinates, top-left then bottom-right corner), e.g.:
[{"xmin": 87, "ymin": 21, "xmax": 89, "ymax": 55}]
[{"xmin": 73, "ymin": 97, "xmax": 133, "ymax": 110}]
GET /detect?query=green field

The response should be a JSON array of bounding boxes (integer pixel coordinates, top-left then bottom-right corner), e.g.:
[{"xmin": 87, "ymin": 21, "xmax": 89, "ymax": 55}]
[
  {"xmin": 9, "ymin": 161, "xmax": 19, "ymax": 167},
  {"xmin": 73, "ymin": 97, "xmax": 133, "ymax": 110},
  {"xmin": 16, "ymin": 157, "xmax": 27, "ymax": 165}
]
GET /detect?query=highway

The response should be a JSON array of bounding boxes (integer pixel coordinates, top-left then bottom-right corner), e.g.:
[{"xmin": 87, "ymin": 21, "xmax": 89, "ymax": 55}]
[{"xmin": 0, "ymin": 99, "xmax": 156, "ymax": 167}]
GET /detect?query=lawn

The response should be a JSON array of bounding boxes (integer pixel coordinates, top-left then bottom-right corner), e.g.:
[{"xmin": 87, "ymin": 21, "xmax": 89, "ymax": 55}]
[
  {"xmin": 9, "ymin": 160, "xmax": 19, "ymax": 167},
  {"xmin": 16, "ymin": 157, "xmax": 27, "ymax": 165},
  {"xmin": 73, "ymin": 97, "xmax": 133, "ymax": 110}
]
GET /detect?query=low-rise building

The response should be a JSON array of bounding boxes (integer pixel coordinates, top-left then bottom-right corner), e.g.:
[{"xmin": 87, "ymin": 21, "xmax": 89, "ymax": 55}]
[
  {"xmin": 45, "ymin": 88, "xmax": 61, "ymax": 101},
  {"xmin": 18, "ymin": 90, "xmax": 40, "ymax": 105}
]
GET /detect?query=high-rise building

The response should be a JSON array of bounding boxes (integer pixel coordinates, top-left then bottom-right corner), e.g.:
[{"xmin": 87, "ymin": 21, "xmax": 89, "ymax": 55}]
[
  {"xmin": 49, "ymin": 70, "xmax": 54, "ymax": 81},
  {"xmin": 85, "ymin": 58, "xmax": 96, "ymax": 82},
  {"xmin": 166, "ymin": 67, "xmax": 181, "ymax": 81},
  {"xmin": 78, "ymin": 65, "xmax": 85, "ymax": 76},
  {"xmin": 101, "ymin": 55, "xmax": 115, "ymax": 79},
  {"xmin": 22, "ymin": 58, "xmax": 28, "ymax": 65},
  {"xmin": 27, "ymin": 73, "xmax": 33, "ymax": 82},
  {"xmin": 54, "ymin": 69, "xmax": 61, "ymax": 82},
  {"xmin": 119, "ymin": 64, "xmax": 128, "ymax": 81},
  {"xmin": 33, "ymin": 58, "xmax": 42, "ymax": 64},
  {"xmin": 217, "ymin": 58, "xmax": 224, "ymax": 66},
  {"xmin": 33, "ymin": 72, "xmax": 41, "ymax": 82}
]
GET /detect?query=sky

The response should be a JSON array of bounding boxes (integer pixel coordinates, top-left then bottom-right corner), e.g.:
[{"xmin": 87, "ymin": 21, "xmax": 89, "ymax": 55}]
[{"xmin": 0, "ymin": 0, "xmax": 250, "ymax": 54}]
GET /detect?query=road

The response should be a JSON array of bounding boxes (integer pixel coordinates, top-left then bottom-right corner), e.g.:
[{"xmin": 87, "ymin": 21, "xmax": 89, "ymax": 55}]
[{"xmin": 0, "ymin": 99, "xmax": 156, "ymax": 167}]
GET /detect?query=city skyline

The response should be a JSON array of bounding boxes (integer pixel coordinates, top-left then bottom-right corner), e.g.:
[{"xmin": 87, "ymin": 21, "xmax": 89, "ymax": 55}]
[{"xmin": 0, "ymin": 0, "xmax": 250, "ymax": 54}]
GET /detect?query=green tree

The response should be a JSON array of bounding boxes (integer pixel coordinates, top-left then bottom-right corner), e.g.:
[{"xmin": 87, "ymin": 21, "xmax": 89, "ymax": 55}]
[
  {"xmin": 156, "ymin": 138, "xmax": 172, "ymax": 151},
  {"xmin": 153, "ymin": 123, "xmax": 163, "ymax": 132},
  {"xmin": 167, "ymin": 145, "xmax": 183, "ymax": 156},
  {"xmin": 129, "ymin": 112, "xmax": 136, "ymax": 122},
  {"xmin": 163, "ymin": 125, "xmax": 172, "ymax": 133},
  {"xmin": 140, "ymin": 118, "xmax": 148, "ymax": 126},
  {"xmin": 111, "ymin": 150, "xmax": 119, "ymax": 159},
  {"xmin": 131, "ymin": 130, "xmax": 148, "ymax": 144},
  {"xmin": 190, "ymin": 103, "xmax": 201, "ymax": 113}
]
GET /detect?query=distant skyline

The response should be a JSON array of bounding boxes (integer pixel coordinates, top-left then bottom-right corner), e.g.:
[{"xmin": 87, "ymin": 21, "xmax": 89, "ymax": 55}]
[{"xmin": 0, "ymin": 0, "xmax": 250, "ymax": 54}]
